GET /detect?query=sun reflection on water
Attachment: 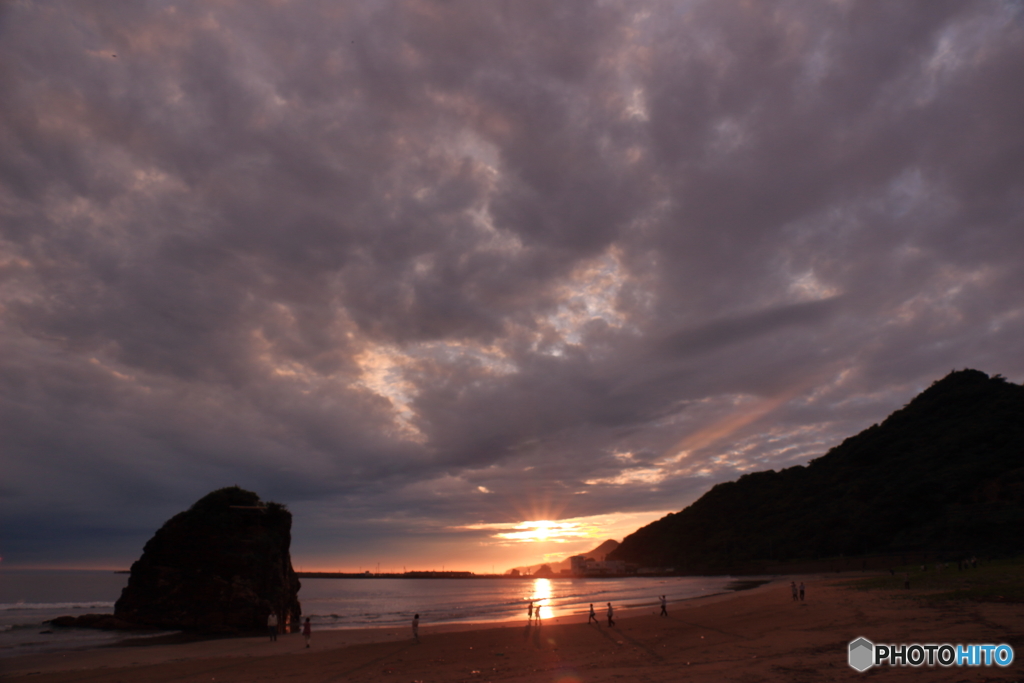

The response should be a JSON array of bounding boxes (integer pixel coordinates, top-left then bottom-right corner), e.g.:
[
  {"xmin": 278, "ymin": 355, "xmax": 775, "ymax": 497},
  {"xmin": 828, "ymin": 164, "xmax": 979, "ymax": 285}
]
[{"xmin": 530, "ymin": 578, "xmax": 551, "ymax": 619}]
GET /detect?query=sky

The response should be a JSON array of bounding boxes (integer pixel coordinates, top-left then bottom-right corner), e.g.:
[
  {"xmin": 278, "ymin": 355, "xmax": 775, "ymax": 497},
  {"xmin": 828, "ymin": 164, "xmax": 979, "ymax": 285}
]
[{"xmin": 1, "ymin": 1, "xmax": 1023, "ymax": 574}]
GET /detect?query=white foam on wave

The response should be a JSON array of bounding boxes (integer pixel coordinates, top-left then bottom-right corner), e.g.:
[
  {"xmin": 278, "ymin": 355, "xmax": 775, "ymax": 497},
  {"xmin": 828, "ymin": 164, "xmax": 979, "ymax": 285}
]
[{"xmin": 0, "ymin": 602, "xmax": 114, "ymax": 611}]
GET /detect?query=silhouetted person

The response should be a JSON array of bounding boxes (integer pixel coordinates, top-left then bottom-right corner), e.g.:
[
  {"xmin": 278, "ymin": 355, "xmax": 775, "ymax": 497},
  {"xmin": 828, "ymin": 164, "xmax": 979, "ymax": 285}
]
[
  {"xmin": 267, "ymin": 612, "xmax": 278, "ymax": 641},
  {"xmin": 791, "ymin": 581, "xmax": 798, "ymax": 601},
  {"xmin": 799, "ymin": 582, "xmax": 805, "ymax": 601},
  {"xmin": 535, "ymin": 602, "xmax": 542, "ymax": 625},
  {"xmin": 606, "ymin": 602, "xmax": 615, "ymax": 627},
  {"xmin": 412, "ymin": 614, "xmax": 420, "ymax": 642},
  {"xmin": 660, "ymin": 595, "xmax": 668, "ymax": 616},
  {"xmin": 527, "ymin": 601, "xmax": 534, "ymax": 624},
  {"xmin": 588, "ymin": 603, "xmax": 598, "ymax": 624},
  {"xmin": 303, "ymin": 617, "xmax": 311, "ymax": 648}
]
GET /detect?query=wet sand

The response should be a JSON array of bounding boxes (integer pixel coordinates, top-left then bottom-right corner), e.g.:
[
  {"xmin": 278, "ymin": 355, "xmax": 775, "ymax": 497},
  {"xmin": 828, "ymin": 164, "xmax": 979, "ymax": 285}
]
[{"xmin": 3, "ymin": 577, "xmax": 1021, "ymax": 682}]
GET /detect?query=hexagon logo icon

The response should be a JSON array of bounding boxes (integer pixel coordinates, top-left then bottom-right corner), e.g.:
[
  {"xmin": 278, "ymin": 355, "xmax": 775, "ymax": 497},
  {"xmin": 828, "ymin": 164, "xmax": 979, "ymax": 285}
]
[{"xmin": 849, "ymin": 637, "xmax": 874, "ymax": 671}]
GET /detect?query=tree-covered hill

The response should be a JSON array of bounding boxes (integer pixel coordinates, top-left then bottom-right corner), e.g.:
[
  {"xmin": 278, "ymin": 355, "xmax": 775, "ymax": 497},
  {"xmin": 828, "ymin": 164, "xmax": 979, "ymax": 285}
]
[{"xmin": 608, "ymin": 370, "xmax": 1024, "ymax": 572}]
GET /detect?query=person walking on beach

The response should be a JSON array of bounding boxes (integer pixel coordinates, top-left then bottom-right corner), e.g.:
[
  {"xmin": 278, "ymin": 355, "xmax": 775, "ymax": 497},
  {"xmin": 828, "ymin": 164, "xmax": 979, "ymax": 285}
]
[
  {"xmin": 606, "ymin": 602, "xmax": 615, "ymax": 627},
  {"xmin": 588, "ymin": 603, "xmax": 598, "ymax": 624},
  {"xmin": 267, "ymin": 611, "xmax": 278, "ymax": 641},
  {"xmin": 535, "ymin": 602, "xmax": 542, "ymax": 625},
  {"xmin": 790, "ymin": 581, "xmax": 798, "ymax": 601},
  {"xmin": 412, "ymin": 614, "xmax": 420, "ymax": 643},
  {"xmin": 302, "ymin": 617, "xmax": 311, "ymax": 648},
  {"xmin": 527, "ymin": 601, "xmax": 534, "ymax": 624},
  {"xmin": 799, "ymin": 582, "xmax": 805, "ymax": 601},
  {"xmin": 659, "ymin": 595, "xmax": 668, "ymax": 617}
]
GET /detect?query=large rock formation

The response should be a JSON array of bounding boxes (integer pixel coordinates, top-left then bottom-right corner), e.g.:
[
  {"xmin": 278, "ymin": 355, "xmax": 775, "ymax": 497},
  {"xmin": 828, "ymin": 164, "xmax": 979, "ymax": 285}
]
[{"xmin": 114, "ymin": 487, "xmax": 301, "ymax": 632}]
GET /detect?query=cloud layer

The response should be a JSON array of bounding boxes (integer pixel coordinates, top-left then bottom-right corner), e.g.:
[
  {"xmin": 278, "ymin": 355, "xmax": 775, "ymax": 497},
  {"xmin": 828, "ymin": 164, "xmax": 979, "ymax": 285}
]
[{"xmin": 2, "ymin": 0, "xmax": 1023, "ymax": 570}]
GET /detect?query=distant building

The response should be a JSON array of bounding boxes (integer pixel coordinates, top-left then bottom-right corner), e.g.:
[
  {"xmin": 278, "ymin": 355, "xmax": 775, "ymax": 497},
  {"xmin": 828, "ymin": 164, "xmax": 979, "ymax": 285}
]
[
  {"xmin": 570, "ymin": 555, "xmax": 636, "ymax": 576},
  {"xmin": 596, "ymin": 560, "xmax": 627, "ymax": 574}
]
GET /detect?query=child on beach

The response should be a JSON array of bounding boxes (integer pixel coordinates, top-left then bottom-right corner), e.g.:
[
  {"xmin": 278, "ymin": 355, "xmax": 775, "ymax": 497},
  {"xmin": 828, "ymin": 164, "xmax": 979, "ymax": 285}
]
[
  {"xmin": 412, "ymin": 614, "xmax": 420, "ymax": 642},
  {"xmin": 606, "ymin": 602, "xmax": 615, "ymax": 627},
  {"xmin": 302, "ymin": 618, "xmax": 311, "ymax": 648}
]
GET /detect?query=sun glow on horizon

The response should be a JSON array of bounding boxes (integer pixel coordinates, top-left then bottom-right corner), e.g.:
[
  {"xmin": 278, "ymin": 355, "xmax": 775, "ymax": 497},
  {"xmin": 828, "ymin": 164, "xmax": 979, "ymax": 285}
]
[
  {"xmin": 458, "ymin": 509, "xmax": 674, "ymax": 550},
  {"xmin": 495, "ymin": 520, "xmax": 581, "ymax": 542},
  {"xmin": 293, "ymin": 510, "xmax": 677, "ymax": 575}
]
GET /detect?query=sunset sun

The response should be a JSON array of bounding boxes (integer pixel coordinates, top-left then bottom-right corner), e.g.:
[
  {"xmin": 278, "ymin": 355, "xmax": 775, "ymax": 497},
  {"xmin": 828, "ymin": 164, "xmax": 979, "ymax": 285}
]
[{"xmin": 496, "ymin": 520, "xmax": 582, "ymax": 543}]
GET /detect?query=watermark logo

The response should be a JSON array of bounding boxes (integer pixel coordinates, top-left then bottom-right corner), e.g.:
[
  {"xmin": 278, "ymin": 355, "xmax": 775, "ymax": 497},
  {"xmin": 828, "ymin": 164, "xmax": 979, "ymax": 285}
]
[
  {"xmin": 848, "ymin": 638, "xmax": 874, "ymax": 672},
  {"xmin": 848, "ymin": 637, "xmax": 1014, "ymax": 670}
]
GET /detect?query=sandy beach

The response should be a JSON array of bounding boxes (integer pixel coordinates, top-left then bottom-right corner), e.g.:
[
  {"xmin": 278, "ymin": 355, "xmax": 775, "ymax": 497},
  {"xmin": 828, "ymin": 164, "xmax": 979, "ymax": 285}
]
[{"xmin": 2, "ymin": 577, "xmax": 1021, "ymax": 682}]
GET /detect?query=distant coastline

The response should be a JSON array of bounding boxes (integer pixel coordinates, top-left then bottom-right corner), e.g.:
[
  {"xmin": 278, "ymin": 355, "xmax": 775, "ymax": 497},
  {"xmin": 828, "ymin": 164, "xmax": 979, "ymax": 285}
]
[
  {"xmin": 296, "ymin": 571, "xmax": 487, "ymax": 579},
  {"xmin": 293, "ymin": 554, "xmax": 944, "ymax": 579},
  {"xmin": 293, "ymin": 571, "xmax": 688, "ymax": 579}
]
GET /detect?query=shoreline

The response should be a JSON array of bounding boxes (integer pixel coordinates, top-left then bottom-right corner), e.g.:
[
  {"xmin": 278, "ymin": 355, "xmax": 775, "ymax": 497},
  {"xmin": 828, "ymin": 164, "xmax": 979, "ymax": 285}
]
[
  {"xmin": 4, "ymin": 574, "xmax": 1020, "ymax": 682},
  {"xmin": 0, "ymin": 579, "xmax": 779, "ymax": 678},
  {"xmin": 20, "ymin": 578, "xmax": 766, "ymax": 649},
  {"xmin": 7, "ymin": 574, "xmax": 767, "ymax": 655}
]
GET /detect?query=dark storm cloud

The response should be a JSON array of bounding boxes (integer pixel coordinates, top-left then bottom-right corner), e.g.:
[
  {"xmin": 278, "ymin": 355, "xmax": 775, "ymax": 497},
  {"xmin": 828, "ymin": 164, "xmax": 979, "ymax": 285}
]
[{"xmin": 1, "ymin": 0, "xmax": 1023, "ymax": 567}]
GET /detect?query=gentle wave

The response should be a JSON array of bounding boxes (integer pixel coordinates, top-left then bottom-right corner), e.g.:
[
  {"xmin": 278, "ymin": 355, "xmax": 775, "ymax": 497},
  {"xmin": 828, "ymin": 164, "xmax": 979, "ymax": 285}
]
[{"xmin": 0, "ymin": 602, "xmax": 114, "ymax": 612}]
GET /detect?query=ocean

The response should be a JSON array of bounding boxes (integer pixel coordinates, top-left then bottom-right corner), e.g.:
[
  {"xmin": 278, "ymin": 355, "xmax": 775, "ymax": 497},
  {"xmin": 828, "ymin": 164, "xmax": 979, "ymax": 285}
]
[
  {"xmin": 0, "ymin": 569, "xmax": 740, "ymax": 658},
  {"xmin": 0, "ymin": 569, "xmax": 140, "ymax": 658}
]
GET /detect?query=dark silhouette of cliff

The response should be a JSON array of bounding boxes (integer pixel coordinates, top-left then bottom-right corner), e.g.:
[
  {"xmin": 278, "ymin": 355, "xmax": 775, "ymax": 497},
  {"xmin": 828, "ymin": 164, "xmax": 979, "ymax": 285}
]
[
  {"xmin": 114, "ymin": 487, "xmax": 301, "ymax": 632},
  {"xmin": 609, "ymin": 370, "xmax": 1024, "ymax": 572}
]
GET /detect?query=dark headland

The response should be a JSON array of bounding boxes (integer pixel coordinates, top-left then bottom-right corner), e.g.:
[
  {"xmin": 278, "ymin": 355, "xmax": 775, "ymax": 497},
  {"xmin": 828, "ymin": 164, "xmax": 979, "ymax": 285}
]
[{"xmin": 609, "ymin": 369, "xmax": 1024, "ymax": 573}]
